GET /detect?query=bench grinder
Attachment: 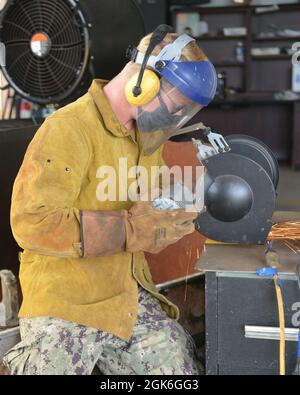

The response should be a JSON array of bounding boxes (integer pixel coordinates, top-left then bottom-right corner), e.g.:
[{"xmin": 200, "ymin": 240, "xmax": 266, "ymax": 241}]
[{"xmin": 154, "ymin": 125, "xmax": 279, "ymax": 245}]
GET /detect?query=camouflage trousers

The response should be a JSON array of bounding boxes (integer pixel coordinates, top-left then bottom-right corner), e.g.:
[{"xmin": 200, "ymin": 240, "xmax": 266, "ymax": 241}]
[{"xmin": 3, "ymin": 287, "xmax": 200, "ymax": 375}]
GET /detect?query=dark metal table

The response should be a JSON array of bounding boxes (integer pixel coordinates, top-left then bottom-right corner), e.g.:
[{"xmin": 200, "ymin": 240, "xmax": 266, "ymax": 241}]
[{"xmin": 197, "ymin": 238, "xmax": 300, "ymax": 375}]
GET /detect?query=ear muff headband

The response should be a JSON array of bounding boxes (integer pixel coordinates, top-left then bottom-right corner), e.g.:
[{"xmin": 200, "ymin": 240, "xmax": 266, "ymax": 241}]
[
  {"xmin": 125, "ymin": 27, "xmax": 195, "ymax": 106},
  {"xmin": 135, "ymin": 34, "xmax": 195, "ymax": 69},
  {"xmin": 129, "ymin": 25, "xmax": 173, "ymax": 100}
]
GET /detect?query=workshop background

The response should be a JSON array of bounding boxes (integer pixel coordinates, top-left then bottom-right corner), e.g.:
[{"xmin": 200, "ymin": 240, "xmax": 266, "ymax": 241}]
[{"xmin": 0, "ymin": 0, "xmax": 300, "ymax": 375}]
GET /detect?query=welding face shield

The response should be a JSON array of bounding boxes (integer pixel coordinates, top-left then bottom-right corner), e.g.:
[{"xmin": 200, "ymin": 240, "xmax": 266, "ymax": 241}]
[
  {"xmin": 126, "ymin": 29, "xmax": 217, "ymax": 155},
  {"xmin": 136, "ymin": 78, "xmax": 202, "ymax": 155},
  {"xmin": 136, "ymin": 60, "xmax": 217, "ymax": 156}
]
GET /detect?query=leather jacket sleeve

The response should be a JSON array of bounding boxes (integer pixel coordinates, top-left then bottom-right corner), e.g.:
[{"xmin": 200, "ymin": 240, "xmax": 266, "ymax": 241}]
[{"xmin": 10, "ymin": 116, "xmax": 90, "ymax": 258}]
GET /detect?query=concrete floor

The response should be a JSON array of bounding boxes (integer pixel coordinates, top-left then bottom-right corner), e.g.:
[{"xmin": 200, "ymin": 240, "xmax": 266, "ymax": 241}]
[{"xmin": 276, "ymin": 165, "xmax": 300, "ymax": 212}]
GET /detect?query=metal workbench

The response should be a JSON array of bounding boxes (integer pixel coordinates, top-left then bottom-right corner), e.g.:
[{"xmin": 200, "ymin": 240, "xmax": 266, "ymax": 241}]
[{"xmin": 197, "ymin": 239, "xmax": 300, "ymax": 375}]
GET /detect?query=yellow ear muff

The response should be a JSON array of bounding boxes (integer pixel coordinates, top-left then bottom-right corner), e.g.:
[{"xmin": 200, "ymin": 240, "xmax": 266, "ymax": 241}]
[{"xmin": 125, "ymin": 69, "xmax": 161, "ymax": 106}]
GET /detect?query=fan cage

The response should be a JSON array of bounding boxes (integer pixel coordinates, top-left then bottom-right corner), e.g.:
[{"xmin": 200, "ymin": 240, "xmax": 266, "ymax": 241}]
[{"xmin": 0, "ymin": 0, "xmax": 90, "ymax": 104}]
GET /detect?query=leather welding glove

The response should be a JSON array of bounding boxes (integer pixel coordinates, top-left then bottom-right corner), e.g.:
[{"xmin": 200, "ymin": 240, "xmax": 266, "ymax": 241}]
[
  {"xmin": 125, "ymin": 200, "xmax": 197, "ymax": 254},
  {"xmin": 80, "ymin": 202, "xmax": 197, "ymax": 257}
]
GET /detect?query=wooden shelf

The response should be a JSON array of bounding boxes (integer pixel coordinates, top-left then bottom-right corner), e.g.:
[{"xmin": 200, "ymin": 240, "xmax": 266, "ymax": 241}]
[
  {"xmin": 196, "ymin": 33, "xmax": 299, "ymax": 42},
  {"xmin": 171, "ymin": 5, "xmax": 249, "ymax": 14},
  {"xmin": 196, "ymin": 34, "xmax": 246, "ymax": 41},
  {"xmin": 172, "ymin": 3, "xmax": 300, "ymax": 92},
  {"xmin": 251, "ymin": 54, "xmax": 291, "ymax": 60},
  {"xmin": 253, "ymin": 35, "xmax": 300, "ymax": 42},
  {"xmin": 170, "ymin": 3, "xmax": 300, "ymax": 169},
  {"xmin": 211, "ymin": 92, "xmax": 300, "ymax": 106},
  {"xmin": 213, "ymin": 61, "xmax": 245, "ymax": 67},
  {"xmin": 252, "ymin": 3, "xmax": 300, "ymax": 14},
  {"xmin": 172, "ymin": 3, "xmax": 300, "ymax": 15}
]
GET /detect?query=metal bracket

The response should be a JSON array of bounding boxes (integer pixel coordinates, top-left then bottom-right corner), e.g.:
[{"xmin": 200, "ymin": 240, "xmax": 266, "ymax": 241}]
[
  {"xmin": 192, "ymin": 138, "xmax": 216, "ymax": 161},
  {"xmin": 204, "ymin": 128, "xmax": 231, "ymax": 154},
  {"xmin": 245, "ymin": 325, "xmax": 299, "ymax": 341},
  {"xmin": 192, "ymin": 127, "xmax": 231, "ymax": 162}
]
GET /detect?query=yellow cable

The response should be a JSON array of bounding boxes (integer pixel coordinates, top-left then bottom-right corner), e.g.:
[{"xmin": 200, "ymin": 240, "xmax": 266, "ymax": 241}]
[
  {"xmin": 273, "ymin": 274, "xmax": 285, "ymax": 375},
  {"xmin": 265, "ymin": 250, "xmax": 286, "ymax": 375}
]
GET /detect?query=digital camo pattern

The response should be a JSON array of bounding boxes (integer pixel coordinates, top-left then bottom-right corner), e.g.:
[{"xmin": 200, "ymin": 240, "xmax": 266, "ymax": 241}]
[{"xmin": 3, "ymin": 287, "xmax": 200, "ymax": 375}]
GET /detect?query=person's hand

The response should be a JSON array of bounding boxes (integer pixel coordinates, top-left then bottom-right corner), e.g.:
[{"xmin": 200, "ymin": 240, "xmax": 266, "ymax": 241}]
[{"xmin": 125, "ymin": 200, "xmax": 198, "ymax": 254}]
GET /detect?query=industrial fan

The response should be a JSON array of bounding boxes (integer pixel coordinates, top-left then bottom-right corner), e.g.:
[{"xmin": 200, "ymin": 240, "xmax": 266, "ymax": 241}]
[{"xmin": 0, "ymin": 0, "xmax": 145, "ymax": 105}]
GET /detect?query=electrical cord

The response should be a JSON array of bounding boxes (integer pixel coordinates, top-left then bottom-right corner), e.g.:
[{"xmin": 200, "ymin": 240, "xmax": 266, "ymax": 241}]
[
  {"xmin": 266, "ymin": 242, "xmax": 285, "ymax": 375},
  {"xmin": 257, "ymin": 241, "xmax": 286, "ymax": 375},
  {"xmin": 273, "ymin": 272, "xmax": 285, "ymax": 375}
]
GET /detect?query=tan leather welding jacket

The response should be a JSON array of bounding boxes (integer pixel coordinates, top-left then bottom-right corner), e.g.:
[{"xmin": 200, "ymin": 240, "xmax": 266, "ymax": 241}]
[{"xmin": 10, "ymin": 80, "xmax": 179, "ymax": 341}]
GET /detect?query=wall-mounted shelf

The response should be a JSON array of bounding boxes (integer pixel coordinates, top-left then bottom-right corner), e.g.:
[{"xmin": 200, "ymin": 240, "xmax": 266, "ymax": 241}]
[
  {"xmin": 211, "ymin": 91, "xmax": 300, "ymax": 107},
  {"xmin": 251, "ymin": 3, "xmax": 300, "ymax": 14},
  {"xmin": 171, "ymin": 5, "xmax": 248, "ymax": 14},
  {"xmin": 171, "ymin": 3, "xmax": 300, "ymax": 94},
  {"xmin": 170, "ymin": 2, "xmax": 300, "ymax": 168},
  {"xmin": 173, "ymin": 3, "xmax": 300, "ymax": 15},
  {"xmin": 196, "ymin": 34, "xmax": 246, "ymax": 41},
  {"xmin": 253, "ymin": 36, "xmax": 300, "ymax": 42},
  {"xmin": 214, "ymin": 61, "xmax": 245, "ymax": 67},
  {"xmin": 251, "ymin": 54, "xmax": 292, "ymax": 60}
]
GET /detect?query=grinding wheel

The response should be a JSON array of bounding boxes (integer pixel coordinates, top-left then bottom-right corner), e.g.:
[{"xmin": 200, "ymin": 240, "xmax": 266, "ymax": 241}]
[
  {"xmin": 225, "ymin": 134, "xmax": 279, "ymax": 189},
  {"xmin": 195, "ymin": 152, "xmax": 276, "ymax": 244}
]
